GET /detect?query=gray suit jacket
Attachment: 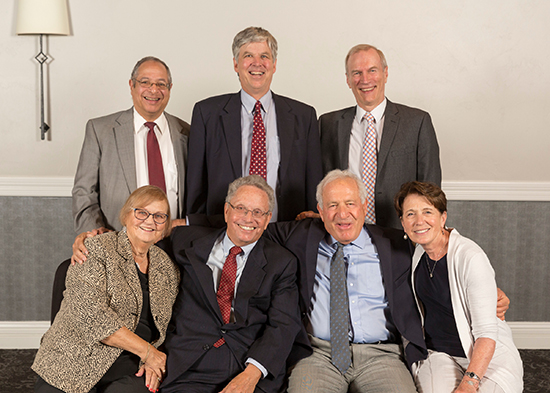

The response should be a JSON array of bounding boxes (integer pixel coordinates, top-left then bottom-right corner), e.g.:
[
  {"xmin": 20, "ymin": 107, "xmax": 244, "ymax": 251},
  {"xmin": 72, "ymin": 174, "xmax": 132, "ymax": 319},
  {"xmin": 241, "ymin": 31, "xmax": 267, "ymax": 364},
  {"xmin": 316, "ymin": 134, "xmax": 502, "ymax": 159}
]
[
  {"xmin": 319, "ymin": 99, "xmax": 441, "ymax": 229},
  {"xmin": 72, "ymin": 108, "xmax": 190, "ymax": 233}
]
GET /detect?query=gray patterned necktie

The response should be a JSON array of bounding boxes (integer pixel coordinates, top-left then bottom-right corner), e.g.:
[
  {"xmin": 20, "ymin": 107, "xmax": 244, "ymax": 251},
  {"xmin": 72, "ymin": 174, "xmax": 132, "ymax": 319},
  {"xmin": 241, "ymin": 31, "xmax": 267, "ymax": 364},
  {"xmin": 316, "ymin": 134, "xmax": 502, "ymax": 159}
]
[{"xmin": 330, "ymin": 242, "xmax": 351, "ymax": 373}]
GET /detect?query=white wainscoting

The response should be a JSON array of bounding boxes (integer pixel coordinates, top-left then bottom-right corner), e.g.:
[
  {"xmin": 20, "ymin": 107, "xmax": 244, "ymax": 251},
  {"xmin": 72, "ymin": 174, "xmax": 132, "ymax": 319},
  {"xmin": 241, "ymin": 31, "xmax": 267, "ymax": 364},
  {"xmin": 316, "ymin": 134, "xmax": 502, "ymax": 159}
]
[
  {"xmin": 1, "ymin": 177, "xmax": 550, "ymax": 201},
  {"xmin": 0, "ymin": 321, "xmax": 548, "ymax": 349}
]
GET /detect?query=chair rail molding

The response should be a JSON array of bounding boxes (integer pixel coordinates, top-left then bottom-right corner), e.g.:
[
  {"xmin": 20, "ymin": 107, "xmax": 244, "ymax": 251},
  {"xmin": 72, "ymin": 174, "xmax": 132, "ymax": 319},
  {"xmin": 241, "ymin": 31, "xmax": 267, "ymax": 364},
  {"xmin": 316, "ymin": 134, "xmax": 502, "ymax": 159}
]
[
  {"xmin": 0, "ymin": 321, "xmax": 547, "ymax": 349},
  {"xmin": 1, "ymin": 177, "xmax": 550, "ymax": 200}
]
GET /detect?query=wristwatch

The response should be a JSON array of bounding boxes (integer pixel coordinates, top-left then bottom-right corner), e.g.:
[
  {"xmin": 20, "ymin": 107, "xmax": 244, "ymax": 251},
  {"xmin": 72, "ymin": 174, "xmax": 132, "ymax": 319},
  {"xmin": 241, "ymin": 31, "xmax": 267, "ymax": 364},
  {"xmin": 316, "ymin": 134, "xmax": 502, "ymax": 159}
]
[{"xmin": 464, "ymin": 371, "xmax": 481, "ymax": 382}]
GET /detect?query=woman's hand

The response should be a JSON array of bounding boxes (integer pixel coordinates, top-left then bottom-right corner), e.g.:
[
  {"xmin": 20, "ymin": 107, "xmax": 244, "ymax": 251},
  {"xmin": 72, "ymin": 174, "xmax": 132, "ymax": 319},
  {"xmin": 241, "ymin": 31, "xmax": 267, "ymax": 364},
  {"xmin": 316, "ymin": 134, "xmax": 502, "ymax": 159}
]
[
  {"xmin": 454, "ymin": 378, "xmax": 478, "ymax": 392},
  {"xmin": 136, "ymin": 363, "xmax": 165, "ymax": 393}
]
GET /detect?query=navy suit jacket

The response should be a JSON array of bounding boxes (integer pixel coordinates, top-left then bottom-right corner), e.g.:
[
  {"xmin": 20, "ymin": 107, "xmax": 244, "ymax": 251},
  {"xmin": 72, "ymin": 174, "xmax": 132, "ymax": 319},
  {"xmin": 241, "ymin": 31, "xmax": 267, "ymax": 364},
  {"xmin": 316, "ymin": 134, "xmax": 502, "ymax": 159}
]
[
  {"xmin": 162, "ymin": 226, "xmax": 302, "ymax": 391},
  {"xmin": 319, "ymin": 99, "xmax": 441, "ymax": 229},
  {"xmin": 265, "ymin": 218, "xmax": 428, "ymax": 368},
  {"xmin": 186, "ymin": 92, "xmax": 323, "ymax": 222}
]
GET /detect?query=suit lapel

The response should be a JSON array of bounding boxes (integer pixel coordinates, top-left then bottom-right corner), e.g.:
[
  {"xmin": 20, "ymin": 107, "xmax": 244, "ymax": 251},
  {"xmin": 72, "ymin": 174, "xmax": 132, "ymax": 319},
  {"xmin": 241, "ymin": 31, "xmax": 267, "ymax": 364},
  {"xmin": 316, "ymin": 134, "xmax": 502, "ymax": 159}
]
[
  {"xmin": 233, "ymin": 239, "xmax": 267, "ymax": 323},
  {"xmin": 221, "ymin": 94, "xmax": 243, "ymax": 178},
  {"xmin": 185, "ymin": 230, "xmax": 225, "ymax": 322},
  {"xmin": 116, "ymin": 231, "xmax": 143, "ymax": 312},
  {"xmin": 378, "ymin": 100, "xmax": 399, "ymax": 173},
  {"xmin": 114, "ymin": 109, "xmax": 137, "ymax": 192},
  {"xmin": 273, "ymin": 94, "xmax": 294, "ymax": 181},
  {"xmin": 366, "ymin": 224, "xmax": 394, "ymax": 306},
  {"xmin": 303, "ymin": 220, "xmax": 327, "ymax": 311},
  {"xmin": 166, "ymin": 112, "xmax": 187, "ymax": 216},
  {"xmin": 338, "ymin": 108, "xmax": 355, "ymax": 169}
]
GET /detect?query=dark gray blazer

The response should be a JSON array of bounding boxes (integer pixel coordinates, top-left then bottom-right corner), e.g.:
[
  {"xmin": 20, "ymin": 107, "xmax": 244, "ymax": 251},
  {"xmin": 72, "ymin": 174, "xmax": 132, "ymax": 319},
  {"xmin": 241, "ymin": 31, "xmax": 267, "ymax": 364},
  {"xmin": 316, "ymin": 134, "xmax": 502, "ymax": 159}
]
[
  {"xmin": 72, "ymin": 108, "xmax": 189, "ymax": 233},
  {"xmin": 319, "ymin": 100, "xmax": 441, "ymax": 229}
]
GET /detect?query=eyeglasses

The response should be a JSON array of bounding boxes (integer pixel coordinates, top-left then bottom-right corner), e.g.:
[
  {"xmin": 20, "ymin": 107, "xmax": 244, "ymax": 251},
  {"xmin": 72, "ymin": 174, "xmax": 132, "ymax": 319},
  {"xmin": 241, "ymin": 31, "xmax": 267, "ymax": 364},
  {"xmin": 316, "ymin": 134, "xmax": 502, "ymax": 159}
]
[
  {"xmin": 134, "ymin": 79, "xmax": 170, "ymax": 90},
  {"xmin": 227, "ymin": 202, "xmax": 269, "ymax": 219},
  {"xmin": 133, "ymin": 208, "xmax": 168, "ymax": 224}
]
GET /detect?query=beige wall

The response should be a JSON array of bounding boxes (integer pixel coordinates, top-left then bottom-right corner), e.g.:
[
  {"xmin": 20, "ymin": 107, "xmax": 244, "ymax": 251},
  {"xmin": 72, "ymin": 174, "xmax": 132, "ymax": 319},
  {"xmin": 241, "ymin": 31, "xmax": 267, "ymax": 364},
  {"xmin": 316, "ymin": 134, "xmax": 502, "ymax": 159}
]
[{"xmin": 1, "ymin": 0, "xmax": 549, "ymax": 181}]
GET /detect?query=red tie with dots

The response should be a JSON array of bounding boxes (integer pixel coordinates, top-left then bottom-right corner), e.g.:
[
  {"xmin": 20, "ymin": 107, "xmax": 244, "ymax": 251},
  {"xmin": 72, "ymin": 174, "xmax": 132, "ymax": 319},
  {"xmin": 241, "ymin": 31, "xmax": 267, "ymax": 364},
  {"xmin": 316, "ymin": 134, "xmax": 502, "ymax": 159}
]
[
  {"xmin": 249, "ymin": 100, "xmax": 267, "ymax": 180},
  {"xmin": 144, "ymin": 122, "xmax": 166, "ymax": 193},
  {"xmin": 213, "ymin": 246, "xmax": 243, "ymax": 347}
]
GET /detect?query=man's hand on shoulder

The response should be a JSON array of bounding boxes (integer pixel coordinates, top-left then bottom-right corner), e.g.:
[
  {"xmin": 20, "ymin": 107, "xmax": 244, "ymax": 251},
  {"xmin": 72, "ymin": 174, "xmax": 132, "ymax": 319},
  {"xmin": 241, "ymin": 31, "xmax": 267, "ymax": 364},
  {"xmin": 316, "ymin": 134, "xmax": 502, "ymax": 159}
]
[
  {"xmin": 71, "ymin": 227, "xmax": 111, "ymax": 265},
  {"xmin": 295, "ymin": 210, "xmax": 320, "ymax": 221},
  {"xmin": 496, "ymin": 287, "xmax": 510, "ymax": 321},
  {"xmin": 170, "ymin": 218, "xmax": 187, "ymax": 230},
  {"xmin": 220, "ymin": 363, "xmax": 262, "ymax": 393}
]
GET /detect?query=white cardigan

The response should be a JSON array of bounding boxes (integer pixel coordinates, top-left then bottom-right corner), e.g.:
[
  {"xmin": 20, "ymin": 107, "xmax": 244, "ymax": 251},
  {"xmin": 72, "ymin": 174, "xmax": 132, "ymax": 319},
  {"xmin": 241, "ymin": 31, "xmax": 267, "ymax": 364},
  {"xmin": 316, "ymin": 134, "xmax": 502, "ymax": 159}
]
[{"xmin": 411, "ymin": 229, "xmax": 523, "ymax": 393}]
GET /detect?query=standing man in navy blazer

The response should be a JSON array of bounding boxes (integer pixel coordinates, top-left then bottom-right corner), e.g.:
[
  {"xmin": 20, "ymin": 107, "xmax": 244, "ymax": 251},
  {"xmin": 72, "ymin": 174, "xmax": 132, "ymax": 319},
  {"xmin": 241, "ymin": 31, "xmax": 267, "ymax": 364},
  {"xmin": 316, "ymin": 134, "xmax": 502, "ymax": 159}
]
[
  {"xmin": 318, "ymin": 45, "xmax": 441, "ymax": 229},
  {"xmin": 186, "ymin": 27, "xmax": 323, "ymax": 222},
  {"xmin": 162, "ymin": 176, "xmax": 303, "ymax": 393},
  {"xmin": 71, "ymin": 56, "xmax": 189, "ymax": 263}
]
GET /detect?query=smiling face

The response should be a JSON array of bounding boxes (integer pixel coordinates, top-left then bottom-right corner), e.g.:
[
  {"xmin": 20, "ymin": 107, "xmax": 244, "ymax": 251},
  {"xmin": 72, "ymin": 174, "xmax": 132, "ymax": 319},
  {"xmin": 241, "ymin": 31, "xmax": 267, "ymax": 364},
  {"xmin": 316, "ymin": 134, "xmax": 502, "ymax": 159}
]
[
  {"xmin": 318, "ymin": 178, "xmax": 368, "ymax": 245},
  {"xmin": 224, "ymin": 185, "xmax": 272, "ymax": 247},
  {"xmin": 400, "ymin": 194, "xmax": 447, "ymax": 249},
  {"xmin": 233, "ymin": 40, "xmax": 277, "ymax": 100},
  {"xmin": 125, "ymin": 199, "xmax": 168, "ymax": 249},
  {"xmin": 346, "ymin": 48, "xmax": 388, "ymax": 112},
  {"xmin": 130, "ymin": 60, "xmax": 171, "ymax": 121}
]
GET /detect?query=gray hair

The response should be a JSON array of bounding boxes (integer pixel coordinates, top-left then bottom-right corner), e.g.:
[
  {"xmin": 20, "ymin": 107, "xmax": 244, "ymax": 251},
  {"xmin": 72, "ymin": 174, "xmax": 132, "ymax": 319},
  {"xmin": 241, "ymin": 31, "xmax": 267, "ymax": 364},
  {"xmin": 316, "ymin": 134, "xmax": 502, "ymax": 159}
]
[
  {"xmin": 225, "ymin": 175, "xmax": 275, "ymax": 212},
  {"xmin": 232, "ymin": 27, "xmax": 278, "ymax": 62},
  {"xmin": 316, "ymin": 169, "xmax": 368, "ymax": 207},
  {"xmin": 130, "ymin": 56, "xmax": 172, "ymax": 87},
  {"xmin": 345, "ymin": 44, "xmax": 387, "ymax": 74}
]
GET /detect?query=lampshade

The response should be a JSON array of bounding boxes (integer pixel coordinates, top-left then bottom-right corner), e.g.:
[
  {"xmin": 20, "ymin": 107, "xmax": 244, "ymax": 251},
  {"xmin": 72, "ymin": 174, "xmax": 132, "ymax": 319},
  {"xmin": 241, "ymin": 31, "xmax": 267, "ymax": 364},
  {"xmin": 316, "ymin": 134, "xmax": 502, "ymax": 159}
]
[{"xmin": 16, "ymin": 0, "xmax": 70, "ymax": 35}]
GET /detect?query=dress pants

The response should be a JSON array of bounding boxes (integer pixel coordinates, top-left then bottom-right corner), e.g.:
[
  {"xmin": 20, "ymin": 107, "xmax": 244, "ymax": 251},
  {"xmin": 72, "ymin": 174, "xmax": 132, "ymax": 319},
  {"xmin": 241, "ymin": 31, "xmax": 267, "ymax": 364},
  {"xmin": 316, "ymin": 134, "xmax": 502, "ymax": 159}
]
[
  {"xmin": 162, "ymin": 342, "xmax": 270, "ymax": 393},
  {"xmin": 287, "ymin": 335, "xmax": 417, "ymax": 393}
]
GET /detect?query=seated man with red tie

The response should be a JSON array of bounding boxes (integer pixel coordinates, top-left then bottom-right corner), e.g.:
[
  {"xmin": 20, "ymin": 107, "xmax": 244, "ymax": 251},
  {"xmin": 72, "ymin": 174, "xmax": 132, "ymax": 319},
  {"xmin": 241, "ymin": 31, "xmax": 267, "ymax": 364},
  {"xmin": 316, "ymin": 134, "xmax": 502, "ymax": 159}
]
[
  {"xmin": 160, "ymin": 175, "xmax": 306, "ymax": 393},
  {"xmin": 71, "ymin": 56, "xmax": 189, "ymax": 264}
]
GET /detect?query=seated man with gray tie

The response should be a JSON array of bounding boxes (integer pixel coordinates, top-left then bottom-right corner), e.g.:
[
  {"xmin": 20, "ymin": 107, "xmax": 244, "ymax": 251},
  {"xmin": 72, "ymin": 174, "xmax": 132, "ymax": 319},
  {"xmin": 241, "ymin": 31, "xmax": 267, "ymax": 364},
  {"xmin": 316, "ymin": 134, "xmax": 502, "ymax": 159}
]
[{"xmin": 71, "ymin": 56, "xmax": 189, "ymax": 264}]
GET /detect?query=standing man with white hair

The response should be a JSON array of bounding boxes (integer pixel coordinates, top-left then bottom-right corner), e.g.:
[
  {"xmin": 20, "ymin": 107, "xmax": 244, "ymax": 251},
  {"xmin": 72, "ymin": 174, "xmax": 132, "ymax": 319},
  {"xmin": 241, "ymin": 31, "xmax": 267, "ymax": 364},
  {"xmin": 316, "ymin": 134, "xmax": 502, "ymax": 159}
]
[{"xmin": 186, "ymin": 26, "xmax": 322, "ymax": 223}]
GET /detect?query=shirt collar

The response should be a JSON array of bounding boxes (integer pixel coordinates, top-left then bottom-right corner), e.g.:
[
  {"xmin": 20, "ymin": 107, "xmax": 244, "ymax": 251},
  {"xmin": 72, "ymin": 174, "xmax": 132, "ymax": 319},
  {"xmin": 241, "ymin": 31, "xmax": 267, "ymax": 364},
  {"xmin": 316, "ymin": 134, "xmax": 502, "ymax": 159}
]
[
  {"xmin": 240, "ymin": 89, "xmax": 273, "ymax": 115},
  {"xmin": 354, "ymin": 97, "xmax": 387, "ymax": 124},
  {"xmin": 133, "ymin": 108, "xmax": 168, "ymax": 135},
  {"xmin": 326, "ymin": 226, "xmax": 370, "ymax": 251},
  {"xmin": 222, "ymin": 231, "xmax": 257, "ymax": 257}
]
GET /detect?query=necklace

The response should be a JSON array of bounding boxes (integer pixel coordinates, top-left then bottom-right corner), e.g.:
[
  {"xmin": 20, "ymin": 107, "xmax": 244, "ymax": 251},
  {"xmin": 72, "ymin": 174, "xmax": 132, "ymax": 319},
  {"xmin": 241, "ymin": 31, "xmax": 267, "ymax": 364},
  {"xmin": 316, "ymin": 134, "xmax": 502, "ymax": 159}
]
[{"xmin": 426, "ymin": 231, "xmax": 448, "ymax": 278}]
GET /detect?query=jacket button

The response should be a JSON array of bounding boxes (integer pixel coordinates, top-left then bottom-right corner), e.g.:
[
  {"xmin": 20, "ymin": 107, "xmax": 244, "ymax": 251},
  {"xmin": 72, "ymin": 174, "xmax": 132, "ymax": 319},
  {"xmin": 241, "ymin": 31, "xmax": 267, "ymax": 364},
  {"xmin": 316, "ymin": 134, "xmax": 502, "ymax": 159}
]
[
  {"xmin": 221, "ymin": 329, "xmax": 226, "ymax": 334},
  {"xmin": 203, "ymin": 344, "xmax": 210, "ymax": 351}
]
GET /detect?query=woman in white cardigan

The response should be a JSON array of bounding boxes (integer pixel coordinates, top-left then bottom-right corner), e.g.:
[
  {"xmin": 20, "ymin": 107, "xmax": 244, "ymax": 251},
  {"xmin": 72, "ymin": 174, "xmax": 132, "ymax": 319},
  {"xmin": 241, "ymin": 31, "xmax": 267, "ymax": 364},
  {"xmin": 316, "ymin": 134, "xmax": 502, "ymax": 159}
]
[{"xmin": 394, "ymin": 181, "xmax": 522, "ymax": 393}]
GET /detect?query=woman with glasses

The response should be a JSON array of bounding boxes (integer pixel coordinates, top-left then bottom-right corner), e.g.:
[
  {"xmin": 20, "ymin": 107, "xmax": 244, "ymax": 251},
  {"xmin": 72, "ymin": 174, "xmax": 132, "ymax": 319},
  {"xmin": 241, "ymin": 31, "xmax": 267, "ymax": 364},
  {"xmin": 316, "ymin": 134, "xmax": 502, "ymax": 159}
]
[{"xmin": 33, "ymin": 185, "xmax": 179, "ymax": 393}]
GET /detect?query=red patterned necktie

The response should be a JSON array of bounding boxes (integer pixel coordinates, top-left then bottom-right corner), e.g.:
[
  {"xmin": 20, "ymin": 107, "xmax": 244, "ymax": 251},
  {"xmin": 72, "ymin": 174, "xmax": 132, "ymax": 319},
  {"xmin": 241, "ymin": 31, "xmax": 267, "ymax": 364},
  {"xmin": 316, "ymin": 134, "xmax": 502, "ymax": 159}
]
[
  {"xmin": 144, "ymin": 122, "xmax": 166, "ymax": 193},
  {"xmin": 213, "ymin": 246, "xmax": 243, "ymax": 347},
  {"xmin": 361, "ymin": 113, "xmax": 377, "ymax": 224},
  {"xmin": 249, "ymin": 100, "xmax": 267, "ymax": 180}
]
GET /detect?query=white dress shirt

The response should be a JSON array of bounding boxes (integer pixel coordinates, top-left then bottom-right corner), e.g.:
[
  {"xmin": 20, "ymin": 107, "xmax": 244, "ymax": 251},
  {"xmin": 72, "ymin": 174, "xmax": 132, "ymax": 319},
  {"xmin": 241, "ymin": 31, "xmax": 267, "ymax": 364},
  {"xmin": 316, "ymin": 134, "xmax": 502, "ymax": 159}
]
[{"xmin": 133, "ymin": 109, "xmax": 178, "ymax": 219}]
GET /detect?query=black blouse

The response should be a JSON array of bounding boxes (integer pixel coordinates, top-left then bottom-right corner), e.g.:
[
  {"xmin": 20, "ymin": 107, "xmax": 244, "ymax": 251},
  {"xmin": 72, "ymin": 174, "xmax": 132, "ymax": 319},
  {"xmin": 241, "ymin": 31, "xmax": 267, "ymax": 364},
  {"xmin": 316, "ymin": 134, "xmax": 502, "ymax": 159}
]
[{"xmin": 415, "ymin": 253, "xmax": 466, "ymax": 358}]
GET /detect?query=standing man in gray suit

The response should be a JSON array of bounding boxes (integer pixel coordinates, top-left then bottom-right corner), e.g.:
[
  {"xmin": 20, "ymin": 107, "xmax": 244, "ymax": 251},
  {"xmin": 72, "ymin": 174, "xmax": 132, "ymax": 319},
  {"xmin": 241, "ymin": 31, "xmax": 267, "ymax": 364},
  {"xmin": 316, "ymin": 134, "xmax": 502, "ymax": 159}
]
[
  {"xmin": 318, "ymin": 44, "xmax": 441, "ymax": 229},
  {"xmin": 71, "ymin": 56, "xmax": 189, "ymax": 263}
]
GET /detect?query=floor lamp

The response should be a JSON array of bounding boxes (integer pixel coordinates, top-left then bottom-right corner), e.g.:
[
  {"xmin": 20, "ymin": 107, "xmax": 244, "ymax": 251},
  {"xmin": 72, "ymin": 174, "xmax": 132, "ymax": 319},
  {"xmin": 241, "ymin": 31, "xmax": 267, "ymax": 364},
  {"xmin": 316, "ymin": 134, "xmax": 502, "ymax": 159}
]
[{"xmin": 17, "ymin": 0, "xmax": 70, "ymax": 140}]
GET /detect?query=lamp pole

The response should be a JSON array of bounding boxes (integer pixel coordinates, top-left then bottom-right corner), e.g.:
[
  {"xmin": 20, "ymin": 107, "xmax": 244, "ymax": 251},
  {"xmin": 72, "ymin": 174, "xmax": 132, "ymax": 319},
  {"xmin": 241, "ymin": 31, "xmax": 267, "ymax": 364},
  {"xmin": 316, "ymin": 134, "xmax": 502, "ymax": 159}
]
[{"xmin": 36, "ymin": 34, "xmax": 50, "ymax": 140}]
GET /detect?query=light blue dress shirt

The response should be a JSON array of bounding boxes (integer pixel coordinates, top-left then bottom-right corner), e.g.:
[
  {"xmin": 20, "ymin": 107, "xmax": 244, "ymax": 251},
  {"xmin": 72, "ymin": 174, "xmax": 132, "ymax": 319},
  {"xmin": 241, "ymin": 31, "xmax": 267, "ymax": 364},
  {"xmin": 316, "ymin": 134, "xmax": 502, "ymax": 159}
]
[
  {"xmin": 307, "ymin": 228, "xmax": 396, "ymax": 343},
  {"xmin": 240, "ymin": 90, "xmax": 280, "ymax": 222}
]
